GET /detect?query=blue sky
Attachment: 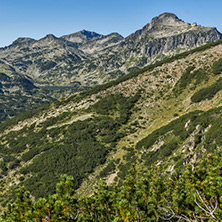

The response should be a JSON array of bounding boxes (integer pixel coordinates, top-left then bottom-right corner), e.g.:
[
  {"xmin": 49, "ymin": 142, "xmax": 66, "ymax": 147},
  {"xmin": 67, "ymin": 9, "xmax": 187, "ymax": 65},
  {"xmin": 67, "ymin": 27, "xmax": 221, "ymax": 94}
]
[{"xmin": 1, "ymin": 0, "xmax": 222, "ymax": 47}]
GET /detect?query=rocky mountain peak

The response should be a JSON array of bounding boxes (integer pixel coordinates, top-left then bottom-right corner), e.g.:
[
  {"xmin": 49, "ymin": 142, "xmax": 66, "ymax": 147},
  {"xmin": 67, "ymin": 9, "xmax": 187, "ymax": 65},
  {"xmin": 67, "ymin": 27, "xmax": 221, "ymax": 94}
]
[
  {"xmin": 40, "ymin": 34, "xmax": 58, "ymax": 41},
  {"xmin": 135, "ymin": 12, "xmax": 212, "ymax": 39},
  {"xmin": 106, "ymin": 32, "xmax": 124, "ymax": 39},
  {"xmin": 10, "ymin": 37, "xmax": 36, "ymax": 48},
  {"xmin": 146, "ymin": 12, "xmax": 190, "ymax": 32},
  {"xmin": 79, "ymin": 30, "xmax": 102, "ymax": 40},
  {"xmin": 150, "ymin": 12, "xmax": 182, "ymax": 26},
  {"xmin": 62, "ymin": 30, "xmax": 103, "ymax": 43}
]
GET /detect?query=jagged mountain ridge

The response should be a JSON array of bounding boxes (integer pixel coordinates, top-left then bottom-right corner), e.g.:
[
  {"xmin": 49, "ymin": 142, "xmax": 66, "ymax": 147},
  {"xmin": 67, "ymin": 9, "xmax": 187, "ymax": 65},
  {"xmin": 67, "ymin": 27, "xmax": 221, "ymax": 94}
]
[
  {"xmin": 1, "ymin": 39, "xmax": 222, "ymax": 206},
  {"xmin": 0, "ymin": 12, "xmax": 221, "ymax": 87}
]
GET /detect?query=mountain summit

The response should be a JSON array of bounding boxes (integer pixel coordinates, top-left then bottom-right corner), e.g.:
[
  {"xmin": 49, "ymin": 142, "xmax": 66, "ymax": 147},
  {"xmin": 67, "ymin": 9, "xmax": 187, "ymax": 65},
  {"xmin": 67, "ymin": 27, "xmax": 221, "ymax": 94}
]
[
  {"xmin": 150, "ymin": 12, "xmax": 183, "ymax": 26},
  {"xmin": 144, "ymin": 12, "xmax": 192, "ymax": 36},
  {"xmin": 128, "ymin": 12, "xmax": 220, "ymax": 41},
  {"xmin": 141, "ymin": 12, "xmax": 216, "ymax": 38},
  {"xmin": 61, "ymin": 30, "xmax": 103, "ymax": 43}
]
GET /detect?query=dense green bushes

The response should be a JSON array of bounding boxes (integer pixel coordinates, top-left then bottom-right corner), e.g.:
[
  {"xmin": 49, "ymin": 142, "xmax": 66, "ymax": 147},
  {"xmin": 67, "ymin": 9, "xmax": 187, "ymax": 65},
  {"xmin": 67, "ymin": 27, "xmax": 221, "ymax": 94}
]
[
  {"xmin": 2, "ymin": 39, "xmax": 222, "ymax": 218},
  {"xmin": 212, "ymin": 58, "xmax": 222, "ymax": 75},
  {"xmin": 99, "ymin": 162, "xmax": 116, "ymax": 178},
  {"xmin": 190, "ymin": 58, "xmax": 222, "ymax": 103},
  {"xmin": 92, "ymin": 93, "xmax": 140, "ymax": 124},
  {"xmin": 19, "ymin": 116, "xmax": 120, "ymax": 199},
  {"xmin": 191, "ymin": 77, "xmax": 222, "ymax": 102},
  {"xmin": 2, "ymin": 152, "xmax": 222, "ymax": 221},
  {"xmin": 173, "ymin": 67, "xmax": 208, "ymax": 94},
  {"xmin": 136, "ymin": 110, "xmax": 200, "ymax": 151}
]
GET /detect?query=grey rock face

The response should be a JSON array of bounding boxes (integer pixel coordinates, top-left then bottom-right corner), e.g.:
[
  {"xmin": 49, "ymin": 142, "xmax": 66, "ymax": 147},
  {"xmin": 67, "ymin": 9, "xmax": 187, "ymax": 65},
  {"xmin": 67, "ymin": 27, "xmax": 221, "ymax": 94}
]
[{"xmin": 0, "ymin": 13, "xmax": 221, "ymax": 87}]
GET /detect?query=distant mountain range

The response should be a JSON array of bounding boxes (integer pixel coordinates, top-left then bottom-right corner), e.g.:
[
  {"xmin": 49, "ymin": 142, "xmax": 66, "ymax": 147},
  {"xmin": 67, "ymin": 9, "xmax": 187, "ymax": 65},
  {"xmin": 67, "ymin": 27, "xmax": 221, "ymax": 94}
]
[
  {"xmin": 0, "ymin": 12, "xmax": 221, "ymax": 123},
  {"xmin": 0, "ymin": 13, "xmax": 221, "ymax": 88}
]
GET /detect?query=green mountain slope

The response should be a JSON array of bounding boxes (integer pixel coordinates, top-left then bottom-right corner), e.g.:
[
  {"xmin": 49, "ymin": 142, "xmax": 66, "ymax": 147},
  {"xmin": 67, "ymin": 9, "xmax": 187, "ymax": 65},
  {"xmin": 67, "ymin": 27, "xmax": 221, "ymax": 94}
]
[
  {"xmin": 0, "ymin": 62, "xmax": 56, "ymax": 123},
  {"xmin": 1, "ymin": 40, "xmax": 222, "ymax": 208}
]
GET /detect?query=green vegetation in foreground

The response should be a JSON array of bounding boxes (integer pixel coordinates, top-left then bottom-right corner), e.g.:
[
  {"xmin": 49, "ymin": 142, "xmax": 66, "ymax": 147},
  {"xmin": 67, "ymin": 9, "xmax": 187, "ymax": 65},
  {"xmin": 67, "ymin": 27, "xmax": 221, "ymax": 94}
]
[{"xmin": 1, "ymin": 152, "xmax": 222, "ymax": 221}]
